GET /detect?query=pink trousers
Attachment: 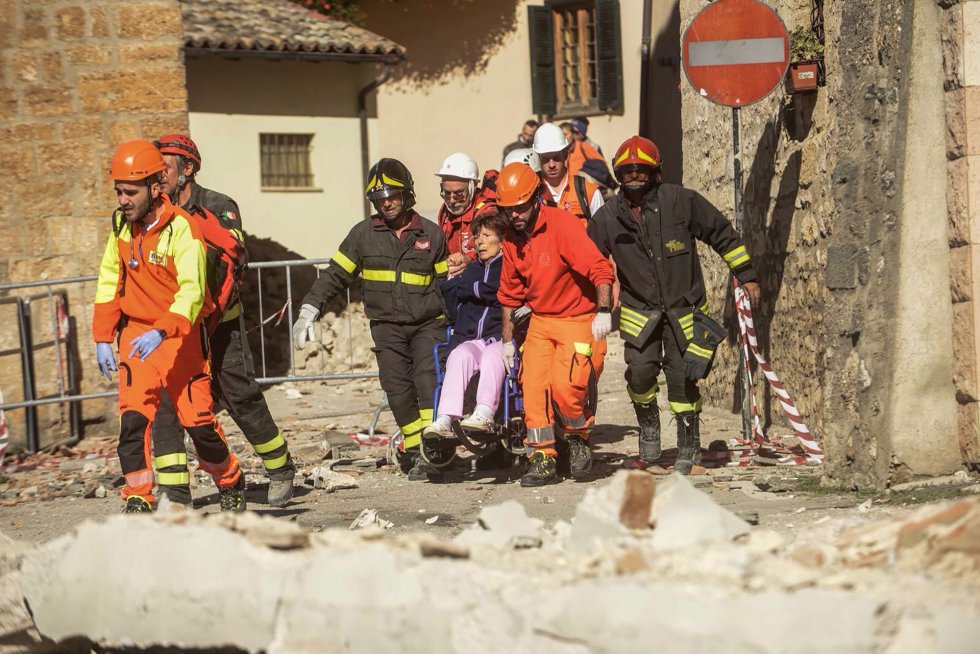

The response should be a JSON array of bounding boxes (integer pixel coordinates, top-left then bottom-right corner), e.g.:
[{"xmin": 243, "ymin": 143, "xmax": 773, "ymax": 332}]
[{"xmin": 437, "ymin": 339, "xmax": 506, "ymax": 417}]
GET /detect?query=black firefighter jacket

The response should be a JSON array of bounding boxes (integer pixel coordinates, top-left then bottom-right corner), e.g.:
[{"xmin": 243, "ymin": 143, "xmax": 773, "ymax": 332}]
[
  {"xmin": 587, "ymin": 183, "xmax": 757, "ymax": 345},
  {"xmin": 302, "ymin": 211, "xmax": 449, "ymax": 324}
]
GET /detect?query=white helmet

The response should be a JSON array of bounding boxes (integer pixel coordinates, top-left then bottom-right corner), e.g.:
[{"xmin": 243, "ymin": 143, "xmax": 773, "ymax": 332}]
[
  {"xmin": 503, "ymin": 147, "xmax": 542, "ymax": 173},
  {"xmin": 435, "ymin": 152, "xmax": 480, "ymax": 181},
  {"xmin": 532, "ymin": 122, "xmax": 569, "ymax": 155}
]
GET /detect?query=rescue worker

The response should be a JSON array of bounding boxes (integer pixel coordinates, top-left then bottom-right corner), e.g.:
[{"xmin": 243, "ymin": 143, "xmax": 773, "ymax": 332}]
[
  {"xmin": 291, "ymin": 158, "xmax": 449, "ymax": 481},
  {"xmin": 568, "ymin": 117, "xmax": 604, "ymax": 157},
  {"xmin": 532, "ymin": 122, "xmax": 605, "ymax": 225},
  {"xmin": 496, "ymin": 162, "xmax": 615, "ymax": 487},
  {"xmin": 93, "ymin": 140, "xmax": 245, "ymax": 513},
  {"xmin": 149, "ymin": 134, "xmax": 296, "ymax": 507},
  {"xmin": 502, "ymin": 147, "xmax": 541, "ymax": 173},
  {"xmin": 587, "ymin": 136, "xmax": 761, "ymax": 474},
  {"xmin": 435, "ymin": 152, "xmax": 497, "ymax": 276}
]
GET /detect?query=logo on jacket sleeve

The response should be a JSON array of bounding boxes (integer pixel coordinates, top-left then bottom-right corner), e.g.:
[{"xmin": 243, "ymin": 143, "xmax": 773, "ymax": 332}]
[
  {"xmin": 665, "ymin": 239, "xmax": 687, "ymax": 253},
  {"xmin": 414, "ymin": 239, "xmax": 431, "ymax": 251}
]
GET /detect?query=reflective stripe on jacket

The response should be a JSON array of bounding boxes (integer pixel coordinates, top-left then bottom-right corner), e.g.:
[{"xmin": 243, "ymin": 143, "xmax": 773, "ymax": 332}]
[
  {"xmin": 92, "ymin": 196, "xmax": 207, "ymax": 342},
  {"xmin": 587, "ymin": 183, "xmax": 757, "ymax": 314},
  {"xmin": 303, "ymin": 210, "xmax": 449, "ymax": 324}
]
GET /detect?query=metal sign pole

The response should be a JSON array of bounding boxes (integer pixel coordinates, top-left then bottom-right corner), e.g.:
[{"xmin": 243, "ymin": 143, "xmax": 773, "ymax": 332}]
[{"xmin": 732, "ymin": 106, "xmax": 752, "ymax": 442}]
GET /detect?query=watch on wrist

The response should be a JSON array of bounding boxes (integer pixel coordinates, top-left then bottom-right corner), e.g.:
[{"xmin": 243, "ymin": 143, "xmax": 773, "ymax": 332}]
[
  {"xmin": 156, "ymin": 329, "xmax": 167, "ymax": 339},
  {"xmin": 598, "ymin": 307, "xmax": 611, "ymax": 314}
]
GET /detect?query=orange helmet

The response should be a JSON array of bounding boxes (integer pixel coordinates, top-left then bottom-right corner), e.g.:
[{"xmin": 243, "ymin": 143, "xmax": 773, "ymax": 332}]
[
  {"xmin": 155, "ymin": 134, "xmax": 201, "ymax": 172},
  {"xmin": 612, "ymin": 136, "xmax": 661, "ymax": 182},
  {"xmin": 495, "ymin": 162, "xmax": 540, "ymax": 207},
  {"xmin": 109, "ymin": 139, "xmax": 165, "ymax": 182}
]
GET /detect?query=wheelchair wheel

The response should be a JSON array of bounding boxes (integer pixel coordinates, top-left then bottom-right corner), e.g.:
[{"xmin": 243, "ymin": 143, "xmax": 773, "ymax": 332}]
[
  {"xmin": 420, "ymin": 438, "xmax": 458, "ymax": 469},
  {"xmin": 500, "ymin": 418, "xmax": 528, "ymax": 456}
]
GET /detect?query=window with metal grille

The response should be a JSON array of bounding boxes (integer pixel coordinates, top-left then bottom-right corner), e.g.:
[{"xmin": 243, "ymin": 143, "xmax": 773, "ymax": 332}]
[
  {"xmin": 528, "ymin": 0, "xmax": 623, "ymax": 117},
  {"xmin": 259, "ymin": 133, "xmax": 315, "ymax": 189}
]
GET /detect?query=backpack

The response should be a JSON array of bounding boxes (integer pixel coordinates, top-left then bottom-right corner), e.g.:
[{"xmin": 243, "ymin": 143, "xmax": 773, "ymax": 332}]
[
  {"xmin": 573, "ymin": 175, "xmax": 593, "ymax": 222},
  {"xmin": 187, "ymin": 204, "xmax": 247, "ymax": 327}
]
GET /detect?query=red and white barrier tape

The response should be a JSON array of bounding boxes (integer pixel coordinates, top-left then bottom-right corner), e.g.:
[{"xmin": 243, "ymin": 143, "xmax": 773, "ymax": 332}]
[
  {"xmin": 247, "ymin": 298, "xmax": 292, "ymax": 334},
  {"xmin": 732, "ymin": 281, "xmax": 823, "ymax": 465},
  {"xmin": 0, "ymin": 387, "xmax": 7, "ymax": 467}
]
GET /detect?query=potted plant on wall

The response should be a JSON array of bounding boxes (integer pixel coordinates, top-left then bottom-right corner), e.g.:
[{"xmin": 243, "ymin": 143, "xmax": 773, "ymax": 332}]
[{"xmin": 786, "ymin": 26, "xmax": 823, "ymax": 94}]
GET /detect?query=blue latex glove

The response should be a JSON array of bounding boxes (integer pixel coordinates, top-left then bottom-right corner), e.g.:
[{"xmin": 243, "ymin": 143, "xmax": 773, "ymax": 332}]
[
  {"xmin": 129, "ymin": 329, "xmax": 165, "ymax": 361},
  {"xmin": 96, "ymin": 342, "xmax": 117, "ymax": 381}
]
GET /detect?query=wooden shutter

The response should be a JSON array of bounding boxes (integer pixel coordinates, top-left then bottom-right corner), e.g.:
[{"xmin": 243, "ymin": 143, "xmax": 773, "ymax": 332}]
[
  {"xmin": 528, "ymin": 5, "xmax": 557, "ymax": 116},
  {"xmin": 595, "ymin": 0, "xmax": 623, "ymax": 112}
]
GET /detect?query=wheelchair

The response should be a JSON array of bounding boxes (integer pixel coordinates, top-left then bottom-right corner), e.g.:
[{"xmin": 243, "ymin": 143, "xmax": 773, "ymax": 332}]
[{"xmin": 419, "ymin": 327, "xmax": 528, "ymax": 471}]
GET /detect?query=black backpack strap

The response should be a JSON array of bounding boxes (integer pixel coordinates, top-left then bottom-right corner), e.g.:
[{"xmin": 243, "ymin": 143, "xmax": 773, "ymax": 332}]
[{"xmin": 574, "ymin": 175, "xmax": 592, "ymax": 221}]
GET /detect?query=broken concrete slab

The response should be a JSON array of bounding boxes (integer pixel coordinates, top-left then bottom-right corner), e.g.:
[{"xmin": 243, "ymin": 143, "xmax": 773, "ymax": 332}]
[
  {"xmin": 455, "ymin": 500, "xmax": 543, "ymax": 548},
  {"xmin": 19, "ymin": 517, "xmax": 287, "ymax": 651},
  {"xmin": 649, "ymin": 474, "xmax": 750, "ymax": 552},
  {"xmin": 349, "ymin": 509, "xmax": 393, "ymax": 531},
  {"xmin": 8, "ymin": 510, "xmax": 979, "ymax": 653},
  {"xmin": 308, "ymin": 467, "xmax": 360, "ymax": 493},
  {"xmin": 890, "ymin": 470, "xmax": 972, "ymax": 492},
  {"xmin": 566, "ymin": 471, "xmax": 653, "ymax": 551}
]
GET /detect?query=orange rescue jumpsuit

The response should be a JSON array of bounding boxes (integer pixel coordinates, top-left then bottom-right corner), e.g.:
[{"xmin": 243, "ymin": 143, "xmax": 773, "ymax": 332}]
[
  {"xmin": 93, "ymin": 196, "xmax": 241, "ymax": 503},
  {"xmin": 497, "ymin": 205, "xmax": 614, "ymax": 457}
]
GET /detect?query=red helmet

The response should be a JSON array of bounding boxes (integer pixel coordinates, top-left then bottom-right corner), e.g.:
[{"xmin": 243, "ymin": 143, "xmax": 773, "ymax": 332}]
[
  {"xmin": 612, "ymin": 136, "xmax": 661, "ymax": 181},
  {"xmin": 109, "ymin": 139, "xmax": 165, "ymax": 182},
  {"xmin": 154, "ymin": 134, "xmax": 201, "ymax": 172}
]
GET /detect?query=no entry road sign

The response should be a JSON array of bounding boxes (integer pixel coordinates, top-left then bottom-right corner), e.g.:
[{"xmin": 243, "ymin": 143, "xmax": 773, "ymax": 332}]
[{"xmin": 682, "ymin": 0, "xmax": 789, "ymax": 107}]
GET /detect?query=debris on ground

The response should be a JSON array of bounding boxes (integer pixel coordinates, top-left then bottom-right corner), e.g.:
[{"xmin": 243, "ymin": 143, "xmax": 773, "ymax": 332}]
[
  {"xmin": 348, "ymin": 508, "xmax": 394, "ymax": 531},
  {"xmin": 2, "ymin": 473, "xmax": 980, "ymax": 652}
]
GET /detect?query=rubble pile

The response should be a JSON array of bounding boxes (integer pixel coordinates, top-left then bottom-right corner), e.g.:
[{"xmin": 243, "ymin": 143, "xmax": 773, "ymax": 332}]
[{"xmin": 2, "ymin": 472, "xmax": 979, "ymax": 653}]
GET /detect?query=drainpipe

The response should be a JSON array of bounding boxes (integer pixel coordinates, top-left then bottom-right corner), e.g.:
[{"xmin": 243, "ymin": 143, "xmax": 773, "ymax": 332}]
[
  {"xmin": 358, "ymin": 65, "xmax": 392, "ymax": 219},
  {"xmin": 639, "ymin": 0, "xmax": 653, "ymax": 137}
]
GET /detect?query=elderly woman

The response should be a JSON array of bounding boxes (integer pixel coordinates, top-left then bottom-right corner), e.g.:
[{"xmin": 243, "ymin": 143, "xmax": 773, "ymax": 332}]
[{"xmin": 424, "ymin": 212, "xmax": 509, "ymax": 436}]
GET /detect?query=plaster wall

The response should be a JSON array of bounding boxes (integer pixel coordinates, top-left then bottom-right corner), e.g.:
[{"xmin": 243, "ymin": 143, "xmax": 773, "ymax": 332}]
[
  {"xmin": 186, "ymin": 58, "xmax": 380, "ymax": 259},
  {"xmin": 361, "ymin": 0, "xmax": 668, "ymax": 215}
]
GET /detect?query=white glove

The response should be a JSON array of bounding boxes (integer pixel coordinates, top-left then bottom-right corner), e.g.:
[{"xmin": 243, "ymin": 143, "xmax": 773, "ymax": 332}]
[
  {"xmin": 512, "ymin": 305, "xmax": 532, "ymax": 325},
  {"xmin": 592, "ymin": 311, "xmax": 612, "ymax": 341},
  {"xmin": 292, "ymin": 304, "xmax": 320, "ymax": 350},
  {"xmin": 503, "ymin": 340, "xmax": 516, "ymax": 370}
]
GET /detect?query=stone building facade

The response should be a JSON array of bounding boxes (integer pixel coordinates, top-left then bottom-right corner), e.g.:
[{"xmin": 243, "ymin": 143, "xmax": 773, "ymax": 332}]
[
  {"xmin": 0, "ymin": 0, "xmax": 188, "ymax": 447},
  {"xmin": 690, "ymin": 0, "xmax": 974, "ymax": 487},
  {"xmin": 944, "ymin": 0, "xmax": 980, "ymax": 467}
]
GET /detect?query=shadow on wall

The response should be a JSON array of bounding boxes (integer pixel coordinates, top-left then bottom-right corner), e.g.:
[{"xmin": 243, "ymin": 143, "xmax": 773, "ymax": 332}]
[
  {"xmin": 240, "ymin": 235, "xmax": 362, "ymax": 379},
  {"xmin": 649, "ymin": 0, "xmax": 683, "ymax": 184},
  {"xmin": 724, "ymin": 115, "xmax": 799, "ymax": 424},
  {"xmin": 360, "ymin": 0, "xmax": 522, "ymax": 87}
]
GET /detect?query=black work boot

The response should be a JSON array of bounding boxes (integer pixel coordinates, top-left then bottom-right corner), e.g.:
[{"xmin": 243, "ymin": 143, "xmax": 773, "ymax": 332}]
[
  {"xmin": 635, "ymin": 402, "xmax": 662, "ymax": 463},
  {"xmin": 122, "ymin": 496, "xmax": 154, "ymax": 514},
  {"xmin": 219, "ymin": 475, "xmax": 247, "ymax": 513},
  {"xmin": 674, "ymin": 411, "xmax": 702, "ymax": 475},
  {"xmin": 398, "ymin": 449, "xmax": 444, "ymax": 482},
  {"xmin": 520, "ymin": 450, "xmax": 558, "ymax": 487},
  {"xmin": 566, "ymin": 435, "xmax": 593, "ymax": 479}
]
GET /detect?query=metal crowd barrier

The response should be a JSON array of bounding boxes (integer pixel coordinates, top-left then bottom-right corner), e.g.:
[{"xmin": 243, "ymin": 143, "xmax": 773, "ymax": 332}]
[{"xmin": 0, "ymin": 258, "xmax": 383, "ymax": 453}]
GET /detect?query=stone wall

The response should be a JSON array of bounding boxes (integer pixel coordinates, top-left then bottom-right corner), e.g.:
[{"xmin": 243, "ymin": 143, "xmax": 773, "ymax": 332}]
[
  {"xmin": 944, "ymin": 1, "xmax": 980, "ymax": 466},
  {"xmin": 0, "ymin": 0, "xmax": 188, "ymax": 449},
  {"xmin": 685, "ymin": 0, "xmax": 963, "ymax": 486}
]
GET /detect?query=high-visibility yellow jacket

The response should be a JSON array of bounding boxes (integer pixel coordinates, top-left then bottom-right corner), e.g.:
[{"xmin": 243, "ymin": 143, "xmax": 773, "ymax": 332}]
[{"xmin": 92, "ymin": 195, "xmax": 207, "ymax": 342}]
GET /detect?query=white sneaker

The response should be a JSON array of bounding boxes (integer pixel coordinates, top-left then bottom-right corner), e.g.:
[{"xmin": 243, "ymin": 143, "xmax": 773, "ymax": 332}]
[
  {"xmin": 460, "ymin": 411, "xmax": 494, "ymax": 432},
  {"xmin": 423, "ymin": 416, "xmax": 454, "ymax": 439}
]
